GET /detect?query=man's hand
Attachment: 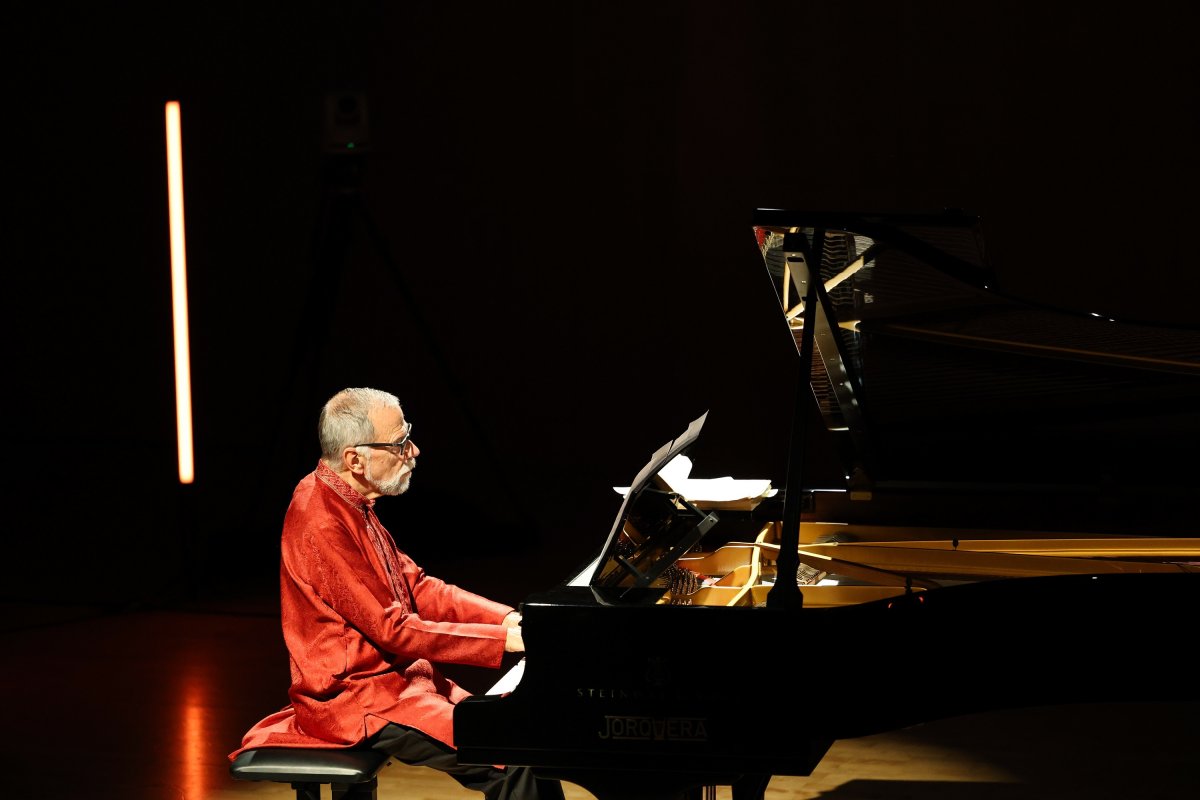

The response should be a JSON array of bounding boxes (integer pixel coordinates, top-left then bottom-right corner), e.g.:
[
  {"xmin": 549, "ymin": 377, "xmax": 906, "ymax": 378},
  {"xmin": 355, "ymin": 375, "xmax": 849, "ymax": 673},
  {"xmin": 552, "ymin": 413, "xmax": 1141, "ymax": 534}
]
[
  {"xmin": 504, "ymin": 625, "xmax": 525, "ymax": 653},
  {"xmin": 502, "ymin": 611, "xmax": 522, "ymax": 629}
]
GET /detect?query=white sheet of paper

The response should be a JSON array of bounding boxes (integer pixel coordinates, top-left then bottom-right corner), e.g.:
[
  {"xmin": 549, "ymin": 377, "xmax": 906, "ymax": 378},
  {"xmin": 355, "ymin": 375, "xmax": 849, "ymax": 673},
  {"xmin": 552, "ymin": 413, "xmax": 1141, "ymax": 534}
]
[{"xmin": 614, "ymin": 453, "xmax": 772, "ymax": 502}]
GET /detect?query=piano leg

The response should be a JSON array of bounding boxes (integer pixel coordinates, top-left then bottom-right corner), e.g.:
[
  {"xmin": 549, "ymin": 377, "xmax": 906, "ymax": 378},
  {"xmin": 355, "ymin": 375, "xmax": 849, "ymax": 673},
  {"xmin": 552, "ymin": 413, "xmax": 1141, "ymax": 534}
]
[{"xmin": 730, "ymin": 774, "xmax": 771, "ymax": 799}]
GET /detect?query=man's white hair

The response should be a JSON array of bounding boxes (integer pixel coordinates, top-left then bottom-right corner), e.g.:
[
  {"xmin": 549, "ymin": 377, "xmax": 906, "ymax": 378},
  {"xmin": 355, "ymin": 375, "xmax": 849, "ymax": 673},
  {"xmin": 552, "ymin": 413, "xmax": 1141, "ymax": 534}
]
[{"xmin": 318, "ymin": 387, "xmax": 402, "ymax": 467}]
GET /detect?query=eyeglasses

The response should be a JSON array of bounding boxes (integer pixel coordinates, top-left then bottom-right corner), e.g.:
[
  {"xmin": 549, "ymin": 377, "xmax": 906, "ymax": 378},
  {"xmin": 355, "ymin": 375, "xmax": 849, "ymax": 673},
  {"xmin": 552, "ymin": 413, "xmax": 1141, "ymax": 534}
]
[{"xmin": 353, "ymin": 424, "xmax": 415, "ymax": 454}]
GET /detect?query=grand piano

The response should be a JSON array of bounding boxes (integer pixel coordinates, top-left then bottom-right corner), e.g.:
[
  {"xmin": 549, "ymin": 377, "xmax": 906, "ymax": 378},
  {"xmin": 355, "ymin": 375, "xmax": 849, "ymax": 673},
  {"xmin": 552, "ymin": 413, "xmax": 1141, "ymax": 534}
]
[{"xmin": 453, "ymin": 210, "xmax": 1200, "ymax": 799}]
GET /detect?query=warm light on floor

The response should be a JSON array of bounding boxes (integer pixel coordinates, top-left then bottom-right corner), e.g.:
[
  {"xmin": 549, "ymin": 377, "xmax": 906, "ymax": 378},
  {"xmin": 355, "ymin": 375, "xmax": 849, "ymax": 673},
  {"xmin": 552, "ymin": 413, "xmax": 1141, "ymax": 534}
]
[{"xmin": 165, "ymin": 100, "xmax": 194, "ymax": 484}]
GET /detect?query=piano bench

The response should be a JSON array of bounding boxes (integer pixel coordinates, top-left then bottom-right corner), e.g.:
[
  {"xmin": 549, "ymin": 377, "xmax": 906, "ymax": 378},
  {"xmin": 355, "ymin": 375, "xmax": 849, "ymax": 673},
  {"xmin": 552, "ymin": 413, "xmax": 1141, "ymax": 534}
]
[{"xmin": 229, "ymin": 747, "xmax": 392, "ymax": 800}]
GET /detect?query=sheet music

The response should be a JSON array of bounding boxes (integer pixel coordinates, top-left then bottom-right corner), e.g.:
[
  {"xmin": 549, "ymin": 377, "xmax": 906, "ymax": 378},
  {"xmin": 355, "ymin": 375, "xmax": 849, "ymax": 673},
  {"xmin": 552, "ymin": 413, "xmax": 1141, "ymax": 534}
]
[{"xmin": 614, "ymin": 454, "xmax": 773, "ymax": 503}]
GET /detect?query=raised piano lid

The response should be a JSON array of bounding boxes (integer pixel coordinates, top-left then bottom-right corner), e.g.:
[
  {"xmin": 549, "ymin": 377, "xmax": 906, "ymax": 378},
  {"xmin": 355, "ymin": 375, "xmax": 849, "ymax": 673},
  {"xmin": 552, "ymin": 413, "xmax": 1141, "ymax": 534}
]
[{"xmin": 751, "ymin": 208, "xmax": 1200, "ymax": 535}]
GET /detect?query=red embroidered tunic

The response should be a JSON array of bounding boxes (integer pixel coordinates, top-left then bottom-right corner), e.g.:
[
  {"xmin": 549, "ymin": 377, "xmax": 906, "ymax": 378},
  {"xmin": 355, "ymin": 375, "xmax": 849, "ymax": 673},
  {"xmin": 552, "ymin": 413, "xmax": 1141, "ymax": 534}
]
[{"xmin": 229, "ymin": 461, "xmax": 514, "ymax": 758}]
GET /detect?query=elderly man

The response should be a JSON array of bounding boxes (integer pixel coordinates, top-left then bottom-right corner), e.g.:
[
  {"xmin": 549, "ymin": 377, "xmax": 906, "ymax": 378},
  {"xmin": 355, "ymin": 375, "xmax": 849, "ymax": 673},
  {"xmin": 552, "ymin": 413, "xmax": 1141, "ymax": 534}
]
[{"xmin": 231, "ymin": 387, "xmax": 563, "ymax": 800}]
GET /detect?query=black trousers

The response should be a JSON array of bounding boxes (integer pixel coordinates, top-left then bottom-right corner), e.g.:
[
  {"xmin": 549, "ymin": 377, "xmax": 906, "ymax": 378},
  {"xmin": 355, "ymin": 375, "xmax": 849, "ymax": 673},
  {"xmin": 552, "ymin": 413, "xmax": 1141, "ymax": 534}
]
[{"xmin": 368, "ymin": 723, "xmax": 566, "ymax": 800}]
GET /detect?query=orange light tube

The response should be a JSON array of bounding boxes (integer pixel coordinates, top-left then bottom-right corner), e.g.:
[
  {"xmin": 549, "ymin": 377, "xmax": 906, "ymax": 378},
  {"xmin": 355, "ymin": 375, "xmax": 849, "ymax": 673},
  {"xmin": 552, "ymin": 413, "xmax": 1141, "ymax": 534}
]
[{"xmin": 165, "ymin": 101, "xmax": 194, "ymax": 484}]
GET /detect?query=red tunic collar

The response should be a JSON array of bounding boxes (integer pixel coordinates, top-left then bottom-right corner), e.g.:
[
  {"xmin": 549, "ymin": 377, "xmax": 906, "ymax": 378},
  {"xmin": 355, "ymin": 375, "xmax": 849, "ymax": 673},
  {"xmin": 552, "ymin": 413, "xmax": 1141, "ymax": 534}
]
[{"xmin": 314, "ymin": 460, "xmax": 375, "ymax": 513}]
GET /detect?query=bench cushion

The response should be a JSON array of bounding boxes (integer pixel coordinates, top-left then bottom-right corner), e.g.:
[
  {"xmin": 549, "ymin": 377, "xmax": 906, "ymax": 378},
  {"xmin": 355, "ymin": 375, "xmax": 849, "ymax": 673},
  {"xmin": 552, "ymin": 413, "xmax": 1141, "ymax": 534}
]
[{"xmin": 230, "ymin": 747, "xmax": 390, "ymax": 784}]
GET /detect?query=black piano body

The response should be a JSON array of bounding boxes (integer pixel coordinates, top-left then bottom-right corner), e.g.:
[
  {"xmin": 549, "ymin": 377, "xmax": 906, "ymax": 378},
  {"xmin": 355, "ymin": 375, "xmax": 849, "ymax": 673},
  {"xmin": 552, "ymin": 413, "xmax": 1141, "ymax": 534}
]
[{"xmin": 454, "ymin": 210, "xmax": 1200, "ymax": 800}]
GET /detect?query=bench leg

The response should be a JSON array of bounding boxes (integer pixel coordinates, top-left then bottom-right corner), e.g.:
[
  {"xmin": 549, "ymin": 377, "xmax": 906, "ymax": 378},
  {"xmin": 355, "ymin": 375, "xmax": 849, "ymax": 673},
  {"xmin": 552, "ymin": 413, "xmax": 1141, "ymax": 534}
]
[
  {"xmin": 290, "ymin": 783, "xmax": 322, "ymax": 800},
  {"xmin": 332, "ymin": 777, "xmax": 379, "ymax": 800}
]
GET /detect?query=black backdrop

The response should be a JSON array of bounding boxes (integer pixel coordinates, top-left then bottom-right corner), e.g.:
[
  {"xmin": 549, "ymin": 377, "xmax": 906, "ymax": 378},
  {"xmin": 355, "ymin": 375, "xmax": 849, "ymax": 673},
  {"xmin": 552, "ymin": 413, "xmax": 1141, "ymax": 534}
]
[{"xmin": 7, "ymin": 1, "xmax": 1198, "ymax": 610}]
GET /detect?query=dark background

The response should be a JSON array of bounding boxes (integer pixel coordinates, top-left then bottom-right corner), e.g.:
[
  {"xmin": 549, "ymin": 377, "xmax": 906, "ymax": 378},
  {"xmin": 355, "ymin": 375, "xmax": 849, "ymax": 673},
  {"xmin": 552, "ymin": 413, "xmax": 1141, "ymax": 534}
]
[{"xmin": 7, "ymin": 1, "xmax": 1198, "ymax": 612}]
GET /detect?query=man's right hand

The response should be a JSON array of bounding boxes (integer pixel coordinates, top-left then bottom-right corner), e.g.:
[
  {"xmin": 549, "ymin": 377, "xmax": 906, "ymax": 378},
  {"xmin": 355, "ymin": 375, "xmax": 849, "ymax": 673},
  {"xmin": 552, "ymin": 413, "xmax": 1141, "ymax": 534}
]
[{"xmin": 504, "ymin": 625, "xmax": 525, "ymax": 653}]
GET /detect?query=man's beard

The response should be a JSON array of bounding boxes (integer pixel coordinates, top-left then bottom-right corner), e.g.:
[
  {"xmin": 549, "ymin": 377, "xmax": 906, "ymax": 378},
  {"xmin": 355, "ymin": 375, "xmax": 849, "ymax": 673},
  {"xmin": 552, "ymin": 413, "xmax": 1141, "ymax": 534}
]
[{"xmin": 366, "ymin": 455, "xmax": 414, "ymax": 496}]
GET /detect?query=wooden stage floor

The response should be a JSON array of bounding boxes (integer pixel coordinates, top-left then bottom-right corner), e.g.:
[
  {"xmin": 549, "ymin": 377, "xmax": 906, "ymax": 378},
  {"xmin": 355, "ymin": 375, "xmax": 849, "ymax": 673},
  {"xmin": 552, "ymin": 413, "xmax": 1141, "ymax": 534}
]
[{"xmin": 3, "ymin": 593, "xmax": 1197, "ymax": 800}]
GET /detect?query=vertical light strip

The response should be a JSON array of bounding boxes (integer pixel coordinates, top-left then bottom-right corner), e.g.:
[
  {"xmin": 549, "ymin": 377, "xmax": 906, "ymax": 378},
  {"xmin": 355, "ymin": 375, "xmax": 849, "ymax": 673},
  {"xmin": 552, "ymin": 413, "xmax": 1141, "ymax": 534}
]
[{"xmin": 165, "ymin": 101, "xmax": 195, "ymax": 484}]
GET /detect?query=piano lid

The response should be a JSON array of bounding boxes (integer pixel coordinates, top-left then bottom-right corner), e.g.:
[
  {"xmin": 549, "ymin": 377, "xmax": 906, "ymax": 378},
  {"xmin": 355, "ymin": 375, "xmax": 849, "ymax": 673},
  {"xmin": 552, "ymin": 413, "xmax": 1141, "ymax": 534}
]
[
  {"xmin": 751, "ymin": 209, "xmax": 1200, "ymax": 514},
  {"xmin": 587, "ymin": 411, "xmax": 719, "ymax": 604}
]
